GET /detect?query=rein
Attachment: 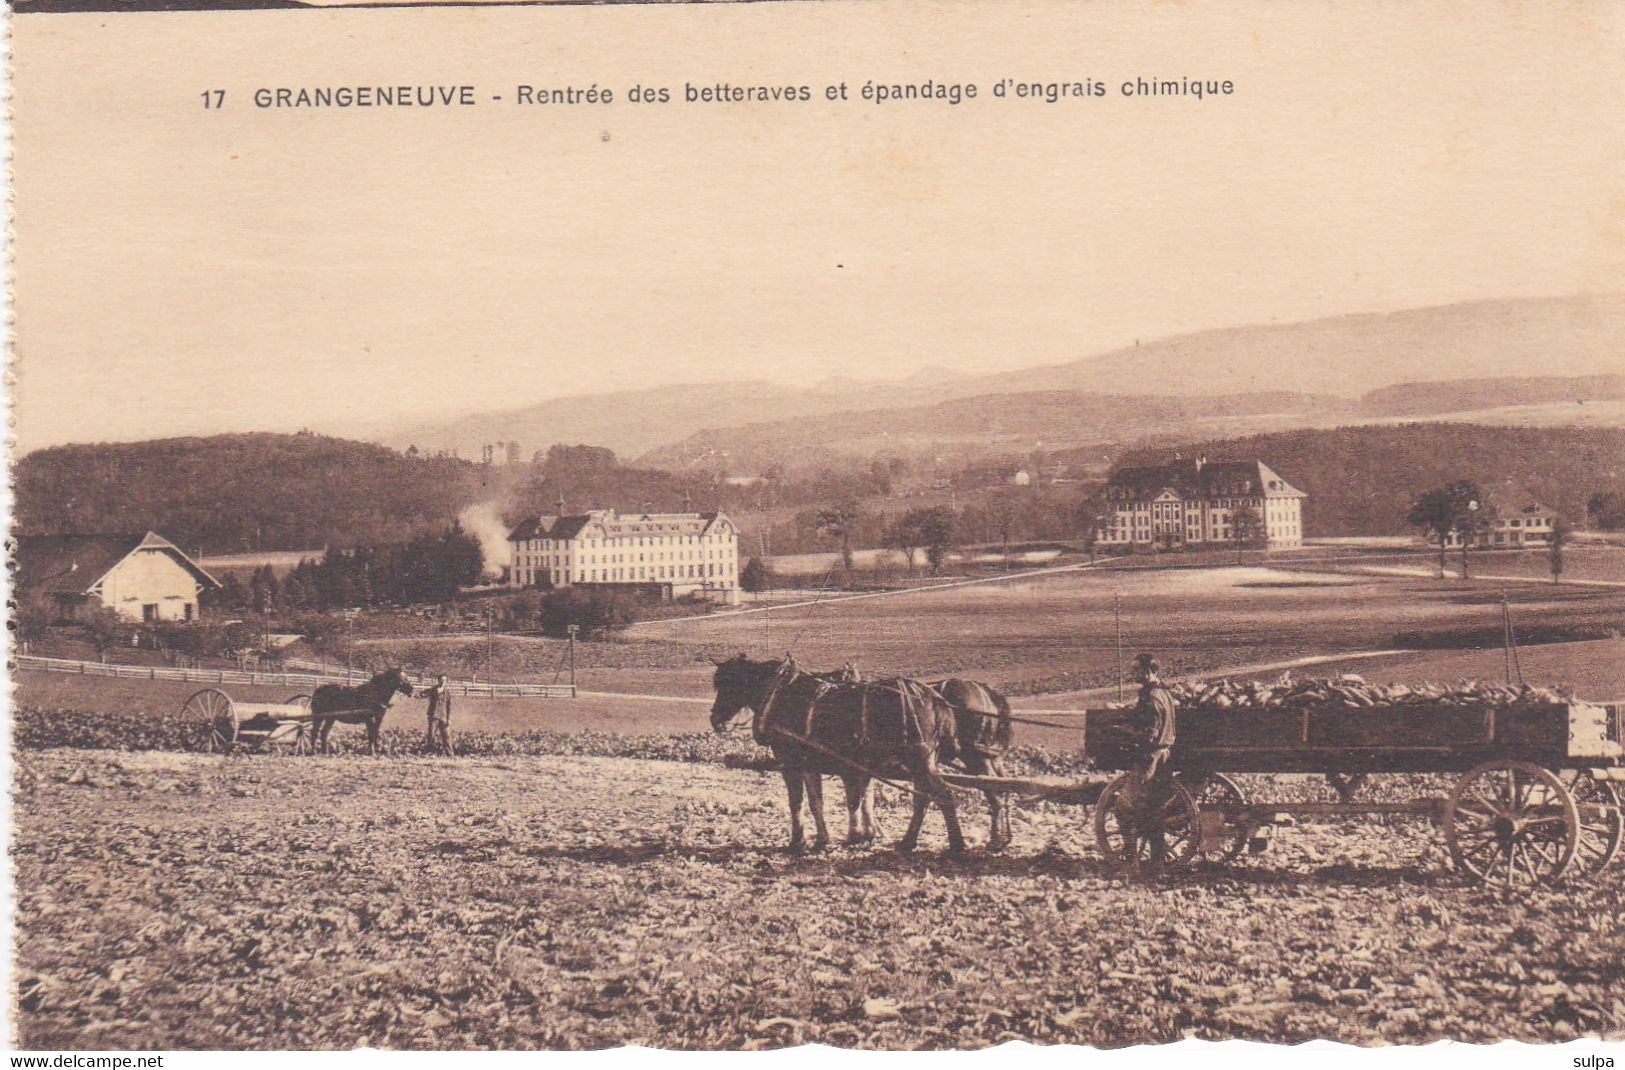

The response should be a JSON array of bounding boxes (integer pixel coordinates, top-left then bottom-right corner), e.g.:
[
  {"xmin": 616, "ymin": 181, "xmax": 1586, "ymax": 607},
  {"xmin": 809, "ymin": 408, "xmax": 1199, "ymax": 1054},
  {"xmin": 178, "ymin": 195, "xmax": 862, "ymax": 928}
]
[{"xmin": 931, "ymin": 701, "xmax": 1082, "ymax": 732}]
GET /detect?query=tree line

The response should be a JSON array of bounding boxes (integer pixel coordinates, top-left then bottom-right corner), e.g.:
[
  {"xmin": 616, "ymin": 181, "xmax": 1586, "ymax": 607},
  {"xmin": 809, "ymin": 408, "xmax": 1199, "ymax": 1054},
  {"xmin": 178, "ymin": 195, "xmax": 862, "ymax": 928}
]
[
  {"xmin": 14, "ymin": 432, "xmax": 489, "ymax": 554},
  {"xmin": 211, "ymin": 525, "xmax": 485, "ymax": 611}
]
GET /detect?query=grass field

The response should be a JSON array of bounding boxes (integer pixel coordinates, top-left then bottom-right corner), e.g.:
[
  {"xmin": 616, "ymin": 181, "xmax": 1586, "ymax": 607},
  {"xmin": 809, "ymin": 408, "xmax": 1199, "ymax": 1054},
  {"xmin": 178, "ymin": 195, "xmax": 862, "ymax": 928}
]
[
  {"xmin": 634, "ymin": 566, "xmax": 1625, "ymax": 697},
  {"xmin": 1325, "ymin": 546, "xmax": 1625, "ymax": 585},
  {"xmin": 20, "ymin": 636, "xmax": 1621, "ymax": 758},
  {"xmin": 14, "ymin": 748, "xmax": 1623, "ymax": 1049}
]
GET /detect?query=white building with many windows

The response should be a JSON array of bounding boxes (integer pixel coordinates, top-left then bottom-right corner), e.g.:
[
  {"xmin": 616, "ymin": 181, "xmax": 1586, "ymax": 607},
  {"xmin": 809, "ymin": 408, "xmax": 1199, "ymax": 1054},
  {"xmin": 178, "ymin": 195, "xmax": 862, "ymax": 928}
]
[
  {"xmin": 1097, "ymin": 458, "xmax": 1307, "ymax": 551},
  {"xmin": 507, "ymin": 508, "xmax": 741, "ymax": 605}
]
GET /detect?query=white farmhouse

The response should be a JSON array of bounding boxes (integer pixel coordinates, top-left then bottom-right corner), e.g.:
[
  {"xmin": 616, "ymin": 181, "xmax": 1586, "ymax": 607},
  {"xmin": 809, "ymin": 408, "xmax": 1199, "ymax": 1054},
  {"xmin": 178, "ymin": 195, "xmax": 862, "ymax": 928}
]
[
  {"xmin": 507, "ymin": 508, "xmax": 741, "ymax": 605},
  {"xmin": 1440, "ymin": 484, "xmax": 1562, "ymax": 548},
  {"xmin": 13, "ymin": 531, "xmax": 221, "ymax": 622}
]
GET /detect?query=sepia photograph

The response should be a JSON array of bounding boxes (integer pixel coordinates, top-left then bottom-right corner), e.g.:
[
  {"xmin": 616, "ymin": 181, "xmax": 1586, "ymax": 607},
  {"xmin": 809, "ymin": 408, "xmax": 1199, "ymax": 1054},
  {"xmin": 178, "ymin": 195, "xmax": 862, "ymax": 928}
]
[{"xmin": 5, "ymin": 0, "xmax": 1624, "ymax": 1055}]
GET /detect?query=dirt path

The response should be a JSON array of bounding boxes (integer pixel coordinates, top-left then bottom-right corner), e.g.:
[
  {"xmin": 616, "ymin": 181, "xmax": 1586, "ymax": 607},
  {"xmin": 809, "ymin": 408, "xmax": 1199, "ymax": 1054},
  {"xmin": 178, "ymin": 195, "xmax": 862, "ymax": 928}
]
[{"xmin": 13, "ymin": 749, "xmax": 1623, "ymax": 1049}]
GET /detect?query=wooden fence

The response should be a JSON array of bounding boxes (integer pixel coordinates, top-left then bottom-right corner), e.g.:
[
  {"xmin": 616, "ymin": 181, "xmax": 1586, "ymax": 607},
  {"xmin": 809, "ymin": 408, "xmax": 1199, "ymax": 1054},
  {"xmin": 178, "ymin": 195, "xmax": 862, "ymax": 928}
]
[{"xmin": 12, "ymin": 655, "xmax": 576, "ymax": 698}]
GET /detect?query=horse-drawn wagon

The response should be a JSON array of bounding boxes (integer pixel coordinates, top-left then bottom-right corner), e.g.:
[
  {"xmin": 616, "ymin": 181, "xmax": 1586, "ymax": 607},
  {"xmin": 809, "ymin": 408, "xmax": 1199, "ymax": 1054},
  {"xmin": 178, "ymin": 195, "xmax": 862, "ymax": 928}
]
[
  {"xmin": 713, "ymin": 655, "xmax": 1621, "ymax": 889},
  {"xmin": 1066, "ymin": 689, "xmax": 1623, "ymax": 889},
  {"xmin": 185, "ymin": 667, "xmax": 417, "ymax": 755},
  {"xmin": 185, "ymin": 687, "xmax": 315, "ymax": 753}
]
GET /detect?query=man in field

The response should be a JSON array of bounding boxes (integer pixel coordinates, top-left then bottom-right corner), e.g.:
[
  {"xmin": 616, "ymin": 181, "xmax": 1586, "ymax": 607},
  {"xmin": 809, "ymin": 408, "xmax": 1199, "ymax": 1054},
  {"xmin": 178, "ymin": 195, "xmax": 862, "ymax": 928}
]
[
  {"xmin": 424, "ymin": 674, "xmax": 454, "ymax": 756},
  {"xmin": 1121, "ymin": 653, "xmax": 1178, "ymax": 873}
]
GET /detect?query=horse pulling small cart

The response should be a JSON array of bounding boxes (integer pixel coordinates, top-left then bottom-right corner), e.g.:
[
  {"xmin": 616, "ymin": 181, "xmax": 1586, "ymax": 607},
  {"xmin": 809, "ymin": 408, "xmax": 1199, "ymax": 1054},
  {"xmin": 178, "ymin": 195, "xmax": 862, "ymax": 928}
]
[
  {"xmin": 184, "ymin": 668, "xmax": 417, "ymax": 755},
  {"xmin": 942, "ymin": 696, "xmax": 1623, "ymax": 890},
  {"xmin": 184, "ymin": 687, "xmax": 315, "ymax": 754}
]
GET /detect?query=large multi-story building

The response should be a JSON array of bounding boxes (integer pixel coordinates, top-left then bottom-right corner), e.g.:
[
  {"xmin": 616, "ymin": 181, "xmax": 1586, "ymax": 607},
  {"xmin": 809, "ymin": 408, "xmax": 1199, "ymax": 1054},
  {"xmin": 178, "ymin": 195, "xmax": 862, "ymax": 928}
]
[
  {"xmin": 1097, "ymin": 458, "xmax": 1307, "ymax": 551},
  {"xmin": 507, "ymin": 508, "xmax": 741, "ymax": 604}
]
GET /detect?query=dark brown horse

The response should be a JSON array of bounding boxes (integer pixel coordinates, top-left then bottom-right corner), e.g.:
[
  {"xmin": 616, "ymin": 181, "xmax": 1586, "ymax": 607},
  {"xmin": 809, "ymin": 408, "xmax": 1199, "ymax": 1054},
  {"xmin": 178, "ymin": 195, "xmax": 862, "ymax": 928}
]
[
  {"xmin": 932, "ymin": 678, "xmax": 1016, "ymax": 849},
  {"xmin": 825, "ymin": 670, "xmax": 1015, "ymax": 850},
  {"xmin": 310, "ymin": 667, "xmax": 415, "ymax": 755},
  {"xmin": 710, "ymin": 655, "xmax": 966, "ymax": 855}
]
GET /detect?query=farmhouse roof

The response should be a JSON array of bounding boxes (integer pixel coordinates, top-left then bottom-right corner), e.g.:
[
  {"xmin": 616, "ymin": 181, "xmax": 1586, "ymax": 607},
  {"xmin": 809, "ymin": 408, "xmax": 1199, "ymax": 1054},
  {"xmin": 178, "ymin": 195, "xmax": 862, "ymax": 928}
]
[
  {"xmin": 1108, "ymin": 459, "xmax": 1306, "ymax": 500},
  {"xmin": 1487, "ymin": 482, "xmax": 1558, "ymax": 518},
  {"xmin": 11, "ymin": 531, "xmax": 220, "ymax": 597}
]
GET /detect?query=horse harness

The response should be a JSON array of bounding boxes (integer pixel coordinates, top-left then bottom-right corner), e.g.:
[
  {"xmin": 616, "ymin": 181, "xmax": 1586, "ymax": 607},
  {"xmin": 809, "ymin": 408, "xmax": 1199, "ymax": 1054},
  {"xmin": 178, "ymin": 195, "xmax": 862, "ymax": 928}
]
[{"xmin": 749, "ymin": 662, "xmax": 956, "ymax": 804}]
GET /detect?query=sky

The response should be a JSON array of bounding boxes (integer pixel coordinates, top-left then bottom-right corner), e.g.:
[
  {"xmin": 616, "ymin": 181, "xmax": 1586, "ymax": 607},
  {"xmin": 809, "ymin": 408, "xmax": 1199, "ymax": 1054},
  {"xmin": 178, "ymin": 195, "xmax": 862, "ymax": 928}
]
[{"xmin": 9, "ymin": 0, "xmax": 1624, "ymax": 452}]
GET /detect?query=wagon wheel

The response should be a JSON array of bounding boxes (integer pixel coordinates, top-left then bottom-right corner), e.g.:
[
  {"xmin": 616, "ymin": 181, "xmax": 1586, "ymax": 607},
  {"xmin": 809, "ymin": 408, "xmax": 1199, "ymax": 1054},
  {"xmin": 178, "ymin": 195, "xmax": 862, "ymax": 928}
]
[
  {"xmin": 1094, "ymin": 773, "xmax": 1200, "ymax": 872},
  {"xmin": 285, "ymin": 694, "xmax": 312, "ymax": 710},
  {"xmin": 1179, "ymin": 772, "xmax": 1250, "ymax": 864},
  {"xmin": 1562, "ymin": 771, "xmax": 1623, "ymax": 875},
  {"xmin": 184, "ymin": 688, "xmax": 237, "ymax": 754},
  {"xmin": 1445, "ymin": 760, "xmax": 1578, "ymax": 889}
]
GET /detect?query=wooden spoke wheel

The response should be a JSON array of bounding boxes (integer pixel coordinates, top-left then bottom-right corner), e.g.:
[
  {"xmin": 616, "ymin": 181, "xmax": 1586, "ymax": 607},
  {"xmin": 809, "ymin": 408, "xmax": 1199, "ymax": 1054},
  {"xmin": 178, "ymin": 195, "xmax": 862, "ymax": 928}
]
[
  {"xmin": 1563, "ymin": 771, "xmax": 1623, "ymax": 876},
  {"xmin": 1179, "ymin": 772, "xmax": 1250, "ymax": 864},
  {"xmin": 1094, "ymin": 773, "xmax": 1200, "ymax": 872},
  {"xmin": 184, "ymin": 688, "xmax": 238, "ymax": 754},
  {"xmin": 285, "ymin": 694, "xmax": 312, "ymax": 710},
  {"xmin": 1445, "ymin": 760, "xmax": 1578, "ymax": 889}
]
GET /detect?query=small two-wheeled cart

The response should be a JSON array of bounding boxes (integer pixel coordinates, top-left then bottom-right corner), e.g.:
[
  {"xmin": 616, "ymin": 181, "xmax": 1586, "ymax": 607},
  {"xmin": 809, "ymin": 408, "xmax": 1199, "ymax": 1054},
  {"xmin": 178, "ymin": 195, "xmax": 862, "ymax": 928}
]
[{"xmin": 183, "ymin": 687, "xmax": 316, "ymax": 754}]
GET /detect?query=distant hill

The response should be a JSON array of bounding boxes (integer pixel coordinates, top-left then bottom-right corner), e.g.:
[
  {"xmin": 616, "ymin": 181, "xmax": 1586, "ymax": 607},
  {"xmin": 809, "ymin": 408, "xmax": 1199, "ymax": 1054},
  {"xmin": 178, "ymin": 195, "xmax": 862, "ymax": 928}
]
[
  {"xmin": 382, "ymin": 294, "xmax": 1624, "ymax": 463},
  {"xmin": 11, "ymin": 433, "xmax": 495, "ymax": 554},
  {"xmin": 1359, "ymin": 374, "xmax": 1625, "ymax": 417},
  {"xmin": 947, "ymin": 294, "xmax": 1624, "ymax": 400},
  {"xmin": 1102, "ymin": 424, "xmax": 1625, "ymax": 537},
  {"xmin": 383, "ymin": 380, "xmax": 900, "ymax": 463},
  {"xmin": 640, "ymin": 390, "xmax": 1355, "ymax": 474}
]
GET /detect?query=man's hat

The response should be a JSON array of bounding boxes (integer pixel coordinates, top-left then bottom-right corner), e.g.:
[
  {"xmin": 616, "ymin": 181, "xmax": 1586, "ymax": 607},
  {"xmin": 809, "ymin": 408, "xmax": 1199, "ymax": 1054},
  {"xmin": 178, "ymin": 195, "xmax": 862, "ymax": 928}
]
[{"xmin": 1134, "ymin": 653, "xmax": 1160, "ymax": 672}]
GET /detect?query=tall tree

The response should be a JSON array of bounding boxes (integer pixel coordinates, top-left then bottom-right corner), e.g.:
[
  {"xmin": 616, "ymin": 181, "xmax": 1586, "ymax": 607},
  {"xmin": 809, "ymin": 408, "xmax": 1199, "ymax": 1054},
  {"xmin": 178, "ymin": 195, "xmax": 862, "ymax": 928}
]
[
  {"xmin": 1549, "ymin": 517, "xmax": 1572, "ymax": 584},
  {"xmin": 887, "ymin": 513, "xmax": 926, "ymax": 572},
  {"xmin": 1408, "ymin": 481, "xmax": 1487, "ymax": 579},
  {"xmin": 740, "ymin": 556, "xmax": 775, "ymax": 593},
  {"xmin": 1230, "ymin": 502, "xmax": 1265, "ymax": 564},
  {"xmin": 1588, "ymin": 490, "xmax": 1625, "ymax": 531},
  {"xmin": 1075, "ymin": 492, "xmax": 1113, "ymax": 563},
  {"xmin": 917, "ymin": 507, "xmax": 957, "ymax": 573},
  {"xmin": 815, "ymin": 503, "xmax": 861, "ymax": 573},
  {"xmin": 83, "ymin": 606, "xmax": 132, "ymax": 663}
]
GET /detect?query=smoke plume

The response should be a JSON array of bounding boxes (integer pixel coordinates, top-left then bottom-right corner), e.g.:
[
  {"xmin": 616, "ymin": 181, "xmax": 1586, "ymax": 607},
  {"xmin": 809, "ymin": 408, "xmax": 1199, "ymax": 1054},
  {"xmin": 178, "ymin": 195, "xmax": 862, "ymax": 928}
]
[{"xmin": 458, "ymin": 501, "xmax": 513, "ymax": 577}]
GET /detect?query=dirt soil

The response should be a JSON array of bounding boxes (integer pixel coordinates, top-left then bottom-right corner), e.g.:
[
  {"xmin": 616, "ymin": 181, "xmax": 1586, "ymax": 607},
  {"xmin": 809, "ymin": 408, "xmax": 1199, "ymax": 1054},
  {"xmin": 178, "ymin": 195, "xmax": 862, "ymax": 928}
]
[{"xmin": 13, "ymin": 749, "xmax": 1623, "ymax": 1050}]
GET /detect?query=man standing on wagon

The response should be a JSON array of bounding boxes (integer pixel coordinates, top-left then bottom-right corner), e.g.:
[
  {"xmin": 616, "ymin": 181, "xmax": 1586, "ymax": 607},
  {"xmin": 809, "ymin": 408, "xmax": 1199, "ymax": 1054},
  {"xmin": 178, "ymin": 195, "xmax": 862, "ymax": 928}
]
[{"xmin": 1123, "ymin": 652, "xmax": 1178, "ymax": 872}]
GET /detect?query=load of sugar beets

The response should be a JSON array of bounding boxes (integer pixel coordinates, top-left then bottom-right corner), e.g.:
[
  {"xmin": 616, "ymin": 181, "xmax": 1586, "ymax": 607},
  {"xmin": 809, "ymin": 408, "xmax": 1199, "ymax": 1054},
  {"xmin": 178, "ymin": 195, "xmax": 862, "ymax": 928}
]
[{"xmin": 1166, "ymin": 676, "xmax": 1571, "ymax": 711}]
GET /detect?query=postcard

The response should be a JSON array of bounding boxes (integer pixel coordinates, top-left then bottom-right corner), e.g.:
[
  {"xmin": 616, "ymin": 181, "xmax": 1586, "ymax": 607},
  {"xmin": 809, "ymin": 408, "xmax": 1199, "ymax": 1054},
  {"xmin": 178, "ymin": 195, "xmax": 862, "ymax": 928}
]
[{"xmin": 7, "ymin": 0, "xmax": 1624, "ymax": 1054}]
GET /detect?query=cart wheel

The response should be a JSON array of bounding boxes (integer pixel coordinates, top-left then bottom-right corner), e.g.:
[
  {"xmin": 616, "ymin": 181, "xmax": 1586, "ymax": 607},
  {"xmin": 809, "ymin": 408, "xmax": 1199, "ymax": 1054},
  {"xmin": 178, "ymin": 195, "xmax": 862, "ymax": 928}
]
[
  {"xmin": 1094, "ymin": 773, "xmax": 1200, "ymax": 872},
  {"xmin": 1445, "ymin": 760, "xmax": 1578, "ymax": 889},
  {"xmin": 292, "ymin": 722, "xmax": 312, "ymax": 756},
  {"xmin": 285, "ymin": 694, "xmax": 311, "ymax": 710},
  {"xmin": 1179, "ymin": 772, "xmax": 1250, "ymax": 864},
  {"xmin": 1563, "ymin": 771, "xmax": 1623, "ymax": 875},
  {"xmin": 183, "ymin": 688, "xmax": 237, "ymax": 754}
]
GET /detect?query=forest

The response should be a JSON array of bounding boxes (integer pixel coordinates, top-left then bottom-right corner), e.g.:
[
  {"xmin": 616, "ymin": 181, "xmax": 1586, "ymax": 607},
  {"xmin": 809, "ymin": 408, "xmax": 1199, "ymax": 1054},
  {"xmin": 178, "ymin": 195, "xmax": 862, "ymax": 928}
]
[
  {"xmin": 1109, "ymin": 424, "xmax": 1625, "ymax": 537},
  {"xmin": 15, "ymin": 425, "xmax": 1623, "ymax": 563},
  {"xmin": 13, "ymin": 432, "xmax": 493, "ymax": 553}
]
